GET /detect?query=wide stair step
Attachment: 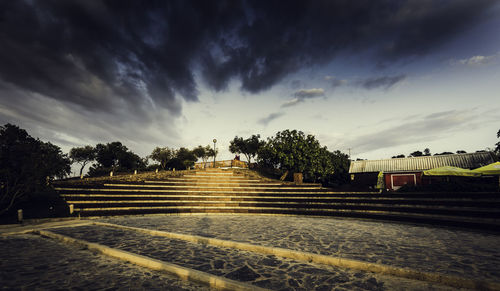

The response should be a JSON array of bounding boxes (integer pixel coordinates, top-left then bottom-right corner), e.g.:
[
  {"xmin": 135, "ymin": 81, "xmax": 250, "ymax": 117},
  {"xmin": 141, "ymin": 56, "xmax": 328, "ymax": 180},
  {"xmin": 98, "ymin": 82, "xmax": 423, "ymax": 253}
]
[{"xmin": 54, "ymin": 169, "xmax": 500, "ymax": 231}]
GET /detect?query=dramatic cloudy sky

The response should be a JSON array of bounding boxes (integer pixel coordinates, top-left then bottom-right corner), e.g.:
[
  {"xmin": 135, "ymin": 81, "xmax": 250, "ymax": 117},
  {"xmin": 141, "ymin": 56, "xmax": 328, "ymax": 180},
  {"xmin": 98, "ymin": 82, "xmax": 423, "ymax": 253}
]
[{"xmin": 1, "ymin": 0, "xmax": 499, "ymax": 173}]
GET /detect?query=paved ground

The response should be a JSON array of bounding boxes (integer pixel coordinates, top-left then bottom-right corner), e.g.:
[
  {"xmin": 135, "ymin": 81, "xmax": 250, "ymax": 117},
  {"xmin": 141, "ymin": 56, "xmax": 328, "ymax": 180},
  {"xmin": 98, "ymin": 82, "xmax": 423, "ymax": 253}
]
[
  {"xmin": 101, "ymin": 215, "xmax": 500, "ymax": 282},
  {"xmin": 0, "ymin": 233, "xmax": 208, "ymax": 291},
  {"xmin": 1, "ymin": 215, "xmax": 499, "ymax": 290}
]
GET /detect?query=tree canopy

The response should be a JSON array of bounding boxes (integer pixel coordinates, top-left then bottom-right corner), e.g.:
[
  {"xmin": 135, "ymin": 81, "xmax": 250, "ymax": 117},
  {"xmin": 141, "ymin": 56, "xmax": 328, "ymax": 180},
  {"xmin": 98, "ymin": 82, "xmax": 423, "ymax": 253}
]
[
  {"xmin": 409, "ymin": 150, "xmax": 423, "ymax": 157},
  {"xmin": 257, "ymin": 129, "xmax": 348, "ymax": 183},
  {"xmin": 0, "ymin": 124, "xmax": 70, "ymax": 214},
  {"xmin": 392, "ymin": 154, "xmax": 405, "ymax": 158},
  {"xmin": 88, "ymin": 141, "xmax": 145, "ymax": 176},
  {"xmin": 69, "ymin": 145, "xmax": 96, "ymax": 177},
  {"xmin": 176, "ymin": 147, "xmax": 197, "ymax": 169},
  {"xmin": 192, "ymin": 145, "xmax": 216, "ymax": 168},
  {"xmin": 229, "ymin": 134, "xmax": 264, "ymax": 164},
  {"xmin": 149, "ymin": 147, "xmax": 174, "ymax": 170}
]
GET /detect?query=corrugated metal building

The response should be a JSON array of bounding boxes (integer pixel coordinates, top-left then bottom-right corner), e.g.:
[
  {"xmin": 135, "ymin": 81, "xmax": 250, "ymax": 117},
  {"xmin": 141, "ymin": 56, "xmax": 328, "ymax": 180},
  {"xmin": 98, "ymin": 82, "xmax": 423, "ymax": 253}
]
[{"xmin": 349, "ymin": 152, "xmax": 497, "ymax": 190}]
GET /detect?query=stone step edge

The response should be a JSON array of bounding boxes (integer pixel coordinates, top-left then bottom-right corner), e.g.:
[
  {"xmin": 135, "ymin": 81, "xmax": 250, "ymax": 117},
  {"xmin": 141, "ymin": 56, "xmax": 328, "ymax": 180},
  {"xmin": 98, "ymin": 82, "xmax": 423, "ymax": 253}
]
[
  {"xmin": 171, "ymin": 177, "xmax": 259, "ymax": 180},
  {"xmin": 195, "ymin": 172, "xmax": 234, "ymax": 175},
  {"xmin": 181, "ymin": 174, "xmax": 249, "ymax": 180},
  {"xmin": 91, "ymin": 221, "xmax": 500, "ymax": 291},
  {"xmin": 72, "ymin": 207, "xmax": 500, "ymax": 225},
  {"xmin": 103, "ymin": 184, "xmax": 323, "ymax": 190},
  {"xmin": 59, "ymin": 194, "xmax": 500, "ymax": 203},
  {"xmin": 34, "ymin": 229, "xmax": 269, "ymax": 291},
  {"xmin": 0, "ymin": 221, "xmax": 92, "ymax": 236},
  {"xmin": 55, "ymin": 188, "xmax": 354, "ymax": 194},
  {"xmin": 145, "ymin": 181, "xmax": 284, "ymax": 186},
  {"xmin": 64, "ymin": 200, "xmax": 500, "ymax": 212}
]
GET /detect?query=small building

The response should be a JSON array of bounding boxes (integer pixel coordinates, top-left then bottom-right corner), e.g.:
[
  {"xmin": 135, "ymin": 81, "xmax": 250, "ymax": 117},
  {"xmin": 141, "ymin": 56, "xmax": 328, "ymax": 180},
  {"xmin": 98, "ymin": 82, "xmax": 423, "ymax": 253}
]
[{"xmin": 349, "ymin": 152, "xmax": 497, "ymax": 191}]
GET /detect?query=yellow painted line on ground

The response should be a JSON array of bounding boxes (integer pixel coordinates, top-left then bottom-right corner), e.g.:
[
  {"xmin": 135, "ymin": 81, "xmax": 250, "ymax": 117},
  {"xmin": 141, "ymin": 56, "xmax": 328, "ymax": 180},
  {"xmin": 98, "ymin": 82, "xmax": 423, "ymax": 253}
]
[
  {"xmin": 35, "ymin": 230, "xmax": 268, "ymax": 291},
  {"xmin": 94, "ymin": 222, "xmax": 500, "ymax": 291}
]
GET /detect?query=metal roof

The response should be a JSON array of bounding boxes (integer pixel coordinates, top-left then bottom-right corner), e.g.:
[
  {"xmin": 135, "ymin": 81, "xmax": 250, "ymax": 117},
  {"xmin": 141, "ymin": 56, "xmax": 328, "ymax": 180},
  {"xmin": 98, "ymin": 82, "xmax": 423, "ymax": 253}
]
[{"xmin": 349, "ymin": 152, "xmax": 497, "ymax": 173}]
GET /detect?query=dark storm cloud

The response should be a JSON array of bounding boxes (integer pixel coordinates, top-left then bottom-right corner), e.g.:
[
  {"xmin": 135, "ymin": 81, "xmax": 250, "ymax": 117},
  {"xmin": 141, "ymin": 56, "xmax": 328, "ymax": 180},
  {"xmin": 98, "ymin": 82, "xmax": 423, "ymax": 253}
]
[
  {"xmin": 0, "ymin": 0, "xmax": 496, "ymax": 114},
  {"xmin": 357, "ymin": 75, "xmax": 407, "ymax": 90}
]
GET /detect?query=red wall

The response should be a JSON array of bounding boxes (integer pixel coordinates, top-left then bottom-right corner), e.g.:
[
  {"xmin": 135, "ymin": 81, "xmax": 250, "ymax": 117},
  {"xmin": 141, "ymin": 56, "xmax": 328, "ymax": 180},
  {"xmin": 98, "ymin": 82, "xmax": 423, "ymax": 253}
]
[{"xmin": 384, "ymin": 172, "xmax": 422, "ymax": 191}]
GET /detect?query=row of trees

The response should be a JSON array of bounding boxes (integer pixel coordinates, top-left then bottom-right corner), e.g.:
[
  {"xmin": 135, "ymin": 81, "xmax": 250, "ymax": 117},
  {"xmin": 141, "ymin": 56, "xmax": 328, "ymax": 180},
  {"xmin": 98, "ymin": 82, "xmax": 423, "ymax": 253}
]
[
  {"xmin": 229, "ymin": 130, "xmax": 350, "ymax": 185},
  {"xmin": 149, "ymin": 145, "xmax": 217, "ymax": 171},
  {"xmin": 69, "ymin": 143, "xmax": 218, "ymax": 177},
  {"xmin": 392, "ymin": 148, "xmax": 488, "ymax": 159}
]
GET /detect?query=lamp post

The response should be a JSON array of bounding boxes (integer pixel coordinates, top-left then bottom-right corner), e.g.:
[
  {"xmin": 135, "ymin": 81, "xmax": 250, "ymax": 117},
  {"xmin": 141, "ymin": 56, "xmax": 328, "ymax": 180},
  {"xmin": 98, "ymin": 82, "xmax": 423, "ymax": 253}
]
[{"xmin": 213, "ymin": 138, "xmax": 217, "ymax": 168}]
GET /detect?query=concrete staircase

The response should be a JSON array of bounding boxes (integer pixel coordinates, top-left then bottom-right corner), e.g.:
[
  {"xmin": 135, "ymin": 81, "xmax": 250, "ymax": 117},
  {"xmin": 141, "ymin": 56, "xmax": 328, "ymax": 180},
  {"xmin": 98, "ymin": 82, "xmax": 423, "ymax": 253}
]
[{"xmin": 54, "ymin": 168, "xmax": 500, "ymax": 231}]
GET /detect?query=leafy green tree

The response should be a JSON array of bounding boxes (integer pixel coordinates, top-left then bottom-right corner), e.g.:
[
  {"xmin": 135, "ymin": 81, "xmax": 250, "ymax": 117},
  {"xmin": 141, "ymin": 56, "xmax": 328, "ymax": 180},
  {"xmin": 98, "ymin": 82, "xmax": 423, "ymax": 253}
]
[
  {"xmin": 229, "ymin": 134, "xmax": 265, "ymax": 164},
  {"xmin": 0, "ymin": 124, "xmax": 71, "ymax": 215},
  {"xmin": 258, "ymin": 130, "xmax": 336, "ymax": 182},
  {"xmin": 327, "ymin": 150, "xmax": 351, "ymax": 185},
  {"xmin": 69, "ymin": 145, "xmax": 96, "ymax": 177},
  {"xmin": 192, "ymin": 145, "xmax": 216, "ymax": 168},
  {"xmin": 149, "ymin": 147, "xmax": 174, "ymax": 170},
  {"xmin": 175, "ymin": 147, "xmax": 197, "ymax": 170}
]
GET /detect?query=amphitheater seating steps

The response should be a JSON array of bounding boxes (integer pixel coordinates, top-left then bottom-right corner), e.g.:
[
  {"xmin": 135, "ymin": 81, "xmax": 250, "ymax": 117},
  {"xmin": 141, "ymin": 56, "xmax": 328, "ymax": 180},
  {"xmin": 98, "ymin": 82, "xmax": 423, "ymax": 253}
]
[{"xmin": 54, "ymin": 168, "xmax": 500, "ymax": 231}]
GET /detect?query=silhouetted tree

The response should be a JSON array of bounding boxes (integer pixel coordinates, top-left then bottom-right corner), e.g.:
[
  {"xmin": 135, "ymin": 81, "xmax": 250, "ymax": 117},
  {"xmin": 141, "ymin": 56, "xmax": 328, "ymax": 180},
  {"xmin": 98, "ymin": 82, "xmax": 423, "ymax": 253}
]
[
  {"xmin": 89, "ymin": 142, "xmax": 145, "ymax": 176},
  {"xmin": 434, "ymin": 152, "xmax": 454, "ymax": 156},
  {"xmin": 69, "ymin": 145, "xmax": 96, "ymax": 177},
  {"xmin": 392, "ymin": 154, "xmax": 405, "ymax": 158},
  {"xmin": 456, "ymin": 150, "xmax": 467, "ymax": 154},
  {"xmin": 409, "ymin": 150, "xmax": 423, "ymax": 157},
  {"xmin": 0, "ymin": 124, "xmax": 71, "ymax": 215},
  {"xmin": 424, "ymin": 148, "xmax": 431, "ymax": 156}
]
